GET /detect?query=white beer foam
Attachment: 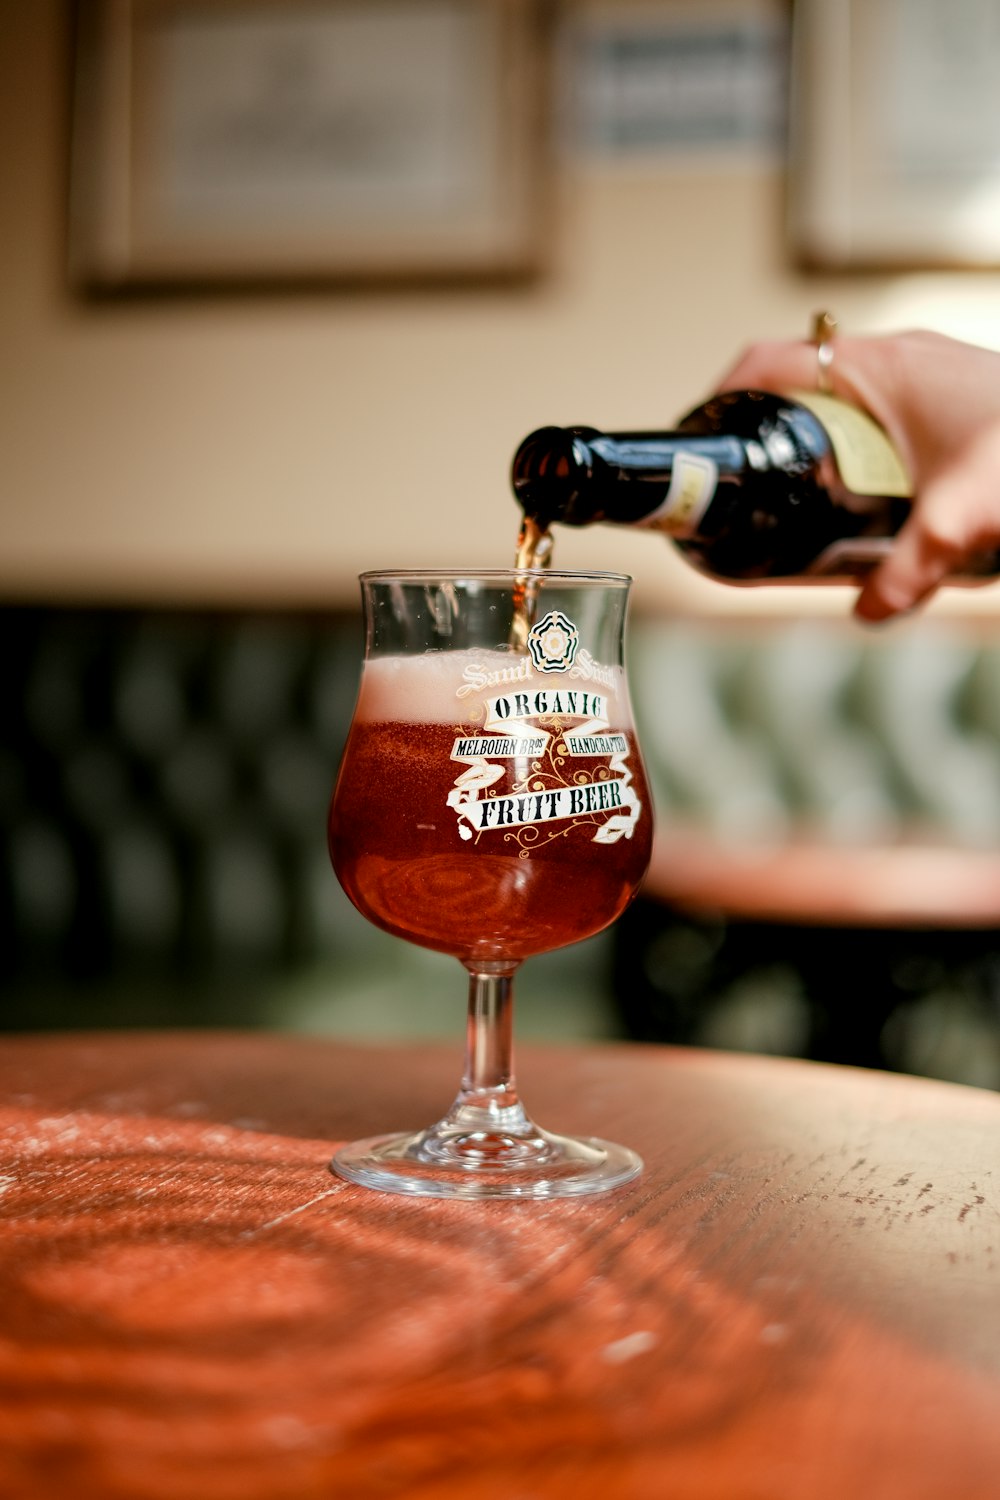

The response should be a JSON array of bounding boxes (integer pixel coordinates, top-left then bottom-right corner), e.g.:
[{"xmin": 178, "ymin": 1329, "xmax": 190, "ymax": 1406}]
[{"xmin": 357, "ymin": 650, "xmax": 625, "ymax": 724}]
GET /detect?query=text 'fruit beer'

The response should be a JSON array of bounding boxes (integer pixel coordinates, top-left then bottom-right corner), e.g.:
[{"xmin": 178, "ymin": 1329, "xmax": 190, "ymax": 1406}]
[{"xmin": 327, "ymin": 571, "xmax": 652, "ymax": 1199}]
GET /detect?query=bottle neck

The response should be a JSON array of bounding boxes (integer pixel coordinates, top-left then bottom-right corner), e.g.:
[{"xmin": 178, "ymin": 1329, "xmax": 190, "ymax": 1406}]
[{"xmin": 511, "ymin": 426, "xmax": 748, "ymax": 531}]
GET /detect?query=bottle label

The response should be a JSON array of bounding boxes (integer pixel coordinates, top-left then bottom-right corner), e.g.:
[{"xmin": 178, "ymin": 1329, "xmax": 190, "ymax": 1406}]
[
  {"xmin": 642, "ymin": 452, "xmax": 718, "ymax": 535},
  {"xmin": 790, "ymin": 390, "xmax": 910, "ymax": 497}
]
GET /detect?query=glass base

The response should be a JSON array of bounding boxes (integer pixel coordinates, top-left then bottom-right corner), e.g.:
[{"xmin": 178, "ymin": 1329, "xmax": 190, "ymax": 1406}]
[{"xmin": 331, "ymin": 1116, "xmax": 642, "ymax": 1200}]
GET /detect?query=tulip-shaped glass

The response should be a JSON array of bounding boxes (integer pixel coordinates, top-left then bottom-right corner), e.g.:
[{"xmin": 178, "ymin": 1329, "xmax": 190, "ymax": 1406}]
[{"xmin": 328, "ymin": 570, "xmax": 653, "ymax": 1198}]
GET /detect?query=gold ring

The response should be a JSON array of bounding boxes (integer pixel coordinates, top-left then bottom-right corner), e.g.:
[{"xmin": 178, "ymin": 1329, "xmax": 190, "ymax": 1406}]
[{"xmin": 812, "ymin": 310, "xmax": 837, "ymax": 393}]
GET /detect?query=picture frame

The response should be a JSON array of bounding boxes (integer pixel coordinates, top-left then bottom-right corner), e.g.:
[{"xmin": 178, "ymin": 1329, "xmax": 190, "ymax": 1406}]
[
  {"xmin": 68, "ymin": 0, "xmax": 552, "ymax": 291},
  {"xmin": 788, "ymin": 0, "xmax": 1000, "ymax": 271}
]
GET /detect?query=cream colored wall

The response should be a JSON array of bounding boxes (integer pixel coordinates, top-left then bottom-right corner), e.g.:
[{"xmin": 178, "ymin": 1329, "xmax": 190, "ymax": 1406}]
[{"xmin": 5, "ymin": 2, "xmax": 1000, "ymax": 618}]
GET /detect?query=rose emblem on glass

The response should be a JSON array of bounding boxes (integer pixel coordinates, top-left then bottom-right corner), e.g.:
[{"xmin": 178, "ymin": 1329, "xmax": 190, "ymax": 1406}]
[{"xmin": 527, "ymin": 610, "xmax": 579, "ymax": 673}]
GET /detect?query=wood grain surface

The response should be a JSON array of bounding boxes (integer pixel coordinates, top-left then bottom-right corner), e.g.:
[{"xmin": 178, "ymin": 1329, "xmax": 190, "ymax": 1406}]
[{"xmin": 1, "ymin": 1031, "xmax": 999, "ymax": 1500}]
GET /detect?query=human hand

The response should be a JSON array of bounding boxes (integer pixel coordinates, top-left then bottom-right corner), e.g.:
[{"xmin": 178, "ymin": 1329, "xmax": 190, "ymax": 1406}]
[{"xmin": 715, "ymin": 327, "xmax": 1000, "ymax": 622}]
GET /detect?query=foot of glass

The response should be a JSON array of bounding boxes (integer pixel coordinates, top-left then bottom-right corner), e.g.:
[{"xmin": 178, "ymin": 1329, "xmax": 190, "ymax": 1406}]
[{"xmin": 331, "ymin": 1105, "xmax": 642, "ymax": 1200}]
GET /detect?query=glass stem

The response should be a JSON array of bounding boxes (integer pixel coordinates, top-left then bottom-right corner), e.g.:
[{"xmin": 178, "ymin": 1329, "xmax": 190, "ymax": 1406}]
[{"xmin": 451, "ymin": 961, "xmax": 529, "ymax": 1128}]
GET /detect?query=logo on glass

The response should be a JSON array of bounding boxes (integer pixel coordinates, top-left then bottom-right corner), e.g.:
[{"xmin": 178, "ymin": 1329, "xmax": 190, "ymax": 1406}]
[{"xmin": 527, "ymin": 611, "xmax": 579, "ymax": 673}]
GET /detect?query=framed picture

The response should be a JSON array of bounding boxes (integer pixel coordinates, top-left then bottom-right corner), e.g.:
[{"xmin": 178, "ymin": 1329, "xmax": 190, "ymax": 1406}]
[
  {"xmin": 69, "ymin": 0, "xmax": 552, "ymax": 290},
  {"xmin": 788, "ymin": 0, "xmax": 1000, "ymax": 270}
]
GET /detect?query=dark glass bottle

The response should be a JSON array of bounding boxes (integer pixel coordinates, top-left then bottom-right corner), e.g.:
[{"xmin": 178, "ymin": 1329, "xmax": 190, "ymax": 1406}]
[{"xmin": 512, "ymin": 389, "xmax": 993, "ymax": 583}]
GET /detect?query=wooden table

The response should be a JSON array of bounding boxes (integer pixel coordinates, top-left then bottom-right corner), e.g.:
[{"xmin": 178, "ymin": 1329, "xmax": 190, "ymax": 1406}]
[
  {"xmin": 2, "ymin": 1031, "xmax": 999, "ymax": 1500},
  {"xmin": 646, "ymin": 827, "xmax": 1000, "ymax": 927}
]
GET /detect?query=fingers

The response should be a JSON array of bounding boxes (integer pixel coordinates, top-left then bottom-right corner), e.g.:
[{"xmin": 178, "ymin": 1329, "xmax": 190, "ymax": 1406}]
[
  {"xmin": 854, "ymin": 421, "xmax": 1000, "ymax": 622},
  {"xmin": 715, "ymin": 339, "xmax": 819, "ymax": 395},
  {"xmin": 853, "ymin": 520, "xmax": 958, "ymax": 623},
  {"xmin": 715, "ymin": 334, "xmax": 894, "ymax": 425}
]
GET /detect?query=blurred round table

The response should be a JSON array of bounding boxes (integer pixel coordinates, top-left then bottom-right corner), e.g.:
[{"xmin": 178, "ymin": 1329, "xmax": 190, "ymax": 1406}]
[{"xmin": 2, "ymin": 1030, "xmax": 999, "ymax": 1499}]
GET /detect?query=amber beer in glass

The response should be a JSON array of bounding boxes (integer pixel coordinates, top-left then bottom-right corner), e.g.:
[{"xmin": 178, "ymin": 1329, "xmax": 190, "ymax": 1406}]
[{"xmin": 328, "ymin": 570, "xmax": 653, "ymax": 1199}]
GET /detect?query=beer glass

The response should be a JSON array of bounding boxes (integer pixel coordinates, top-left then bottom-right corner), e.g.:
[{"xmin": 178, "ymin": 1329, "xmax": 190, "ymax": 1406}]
[{"xmin": 328, "ymin": 570, "xmax": 653, "ymax": 1198}]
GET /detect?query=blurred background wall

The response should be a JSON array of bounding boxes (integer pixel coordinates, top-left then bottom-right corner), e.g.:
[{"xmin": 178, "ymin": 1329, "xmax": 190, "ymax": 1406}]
[{"xmin": 4, "ymin": 0, "xmax": 1000, "ymax": 618}]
